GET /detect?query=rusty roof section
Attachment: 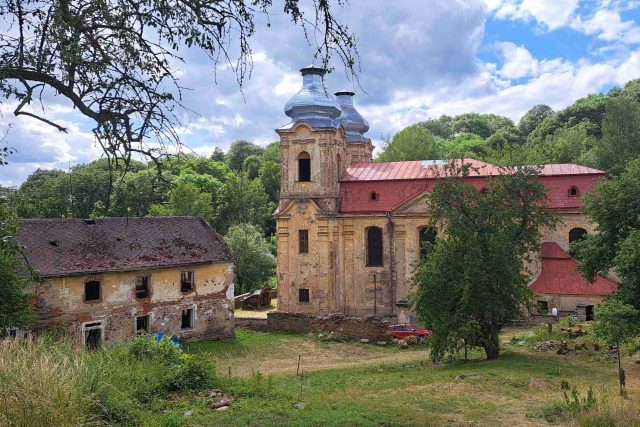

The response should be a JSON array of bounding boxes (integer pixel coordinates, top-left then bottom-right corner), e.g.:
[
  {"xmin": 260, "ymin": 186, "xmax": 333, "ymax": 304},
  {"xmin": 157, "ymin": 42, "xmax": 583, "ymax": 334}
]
[
  {"xmin": 18, "ymin": 217, "xmax": 233, "ymax": 278},
  {"xmin": 340, "ymin": 159, "xmax": 605, "ymax": 182}
]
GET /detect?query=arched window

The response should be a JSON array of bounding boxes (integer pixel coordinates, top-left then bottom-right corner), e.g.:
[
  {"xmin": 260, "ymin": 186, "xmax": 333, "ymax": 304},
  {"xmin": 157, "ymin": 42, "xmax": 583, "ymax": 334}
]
[
  {"xmin": 569, "ymin": 186, "xmax": 579, "ymax": 197},
  {"xmin": 569, "ymin": 227, "xmax": 587, "ymax": 243},
  {"xmin": 366, "ymin": 227, "xmax": 383, "ymax": 267},
  {"xmin": 298, "ymin": 151, "xmax": 311, "ymax": 182},
  {"xmin": 370, "ymin": 191, "xmax": 378, "ymax": 201},
  {"xmin": 419, "ymin": 227, "xmax": 437, "ymax": 259}
]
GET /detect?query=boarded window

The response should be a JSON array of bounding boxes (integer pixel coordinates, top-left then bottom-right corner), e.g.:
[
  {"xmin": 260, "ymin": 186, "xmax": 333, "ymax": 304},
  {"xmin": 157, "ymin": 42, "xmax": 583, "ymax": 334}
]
[
  {"xmin": 85, "ymin": 280, "xmax": 101, "ymax": 302},
  {"xmin": 136, "ymin": 315, "xmax": 149, "ymax": 333},
  {"xmin": 135, "ymin": 276, "xmax": 150, "ymax": 299},
  {"xmin": 569, "ymin": 227, "xmax": 587, "ymax": 243},
  {"xmin": 366, "ymin": 227, "xmax": 383, "ymax": 267},
  {"xmin": 181, "ymin": 308, "xmax": 193, "ymax": 329},
  {"xmin": 419, "ymin": 227, "xmax": 437, "ymax": 259},
  {"xmin": 298, "ymin": 151, "xmax": 311, "ymax": 182},
  {"xmin": 299, "ymin": 288, "xmax": 310, "ymax": 303},
  {"xmin": 180, "ymin": 271, "xmax": 193, "ymax": 292},
  {"xmin": 569, "ymin": 186, "xmax": 579, "ymax": 196},
  {"xmin": 299, "ymin": 229, "xmax": 309, "ymax": 253}
]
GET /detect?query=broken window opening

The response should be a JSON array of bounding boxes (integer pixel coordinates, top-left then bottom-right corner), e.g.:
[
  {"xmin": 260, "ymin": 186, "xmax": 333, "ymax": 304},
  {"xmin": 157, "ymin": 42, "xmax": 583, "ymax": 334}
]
[
  {"xmin": 298, "ymin": 151, "xmax": 311, "ymax": 182},
  {"xmin": 299, "ymin": 229, "xmax": 309, "ymax": 254},
  {"xmin": 180, "ymin": 271, "xmax": 194, "ymax": 292},
  {"xmin": 569, "ymin": 227, "xmax": 587, "ymax": 244},
  {"xmin": 299, "ymin": 288, "xmax": 310, "ymax": 303},
  {"xmin": 8, "ymin": 328, "xmax": 17, "ymax": 338},
  {"xmin": 136, "ymin": 315, "xmax": 150, "ymax": 333},
  {"xmin": 84, "ymin": 280, "xmax": 101, "ymax": 302},
  {"xmin": 366, "ymin": 227, "xmax": 383, "ymax": 267},
  {"xmin": 83, "ymin": 321, "xmax": 103, "ymax": 350},
  {"xmin": 135, "ymin": 275, "xmax": 150, "ymax": 299},
  {"xmin": 537, "ymin": 300, "xmax": 549, "ymax": 314},
  {"xmin": 181, "ymin": 308, "xmax": 194, "ymax": 329}
]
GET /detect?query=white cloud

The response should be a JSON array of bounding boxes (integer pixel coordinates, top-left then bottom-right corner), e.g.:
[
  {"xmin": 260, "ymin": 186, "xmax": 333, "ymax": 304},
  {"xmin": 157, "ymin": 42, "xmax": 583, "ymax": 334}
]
[
  {"xmin": 491, "ymin": 0, "xmax": 580, "ymax": 30},
  {"xmin": 572, "ymin": 8, "xmax": 640, "ymax": 43},
  {"xmin": 496, "ymin": 42, "xmax": 539, "ymax": 79}
]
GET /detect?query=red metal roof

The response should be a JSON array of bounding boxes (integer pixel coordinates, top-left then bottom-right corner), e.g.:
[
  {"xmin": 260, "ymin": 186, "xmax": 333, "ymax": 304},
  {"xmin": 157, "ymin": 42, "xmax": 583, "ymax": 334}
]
[
  {"xmin": 341, "ymin": 159, "xmax": 605, "ymax": 182},
  {"xmin": 18, "ymin": 217, "xmax": 233, "ymax": 277},
  {"xmin": 529, "ymin": 242, "xmax": 617, "ymax": 296}
]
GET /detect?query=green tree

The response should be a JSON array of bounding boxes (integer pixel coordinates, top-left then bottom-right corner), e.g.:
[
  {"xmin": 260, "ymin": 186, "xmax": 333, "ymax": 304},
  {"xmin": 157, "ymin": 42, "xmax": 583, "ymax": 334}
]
[
  {"xmin": 214, "ymin": 172, "xmax": 273, "ymax": 234},
  {"xmin": 0, "ymin": 204, "xmax": 36, "ymax": 328},
  {"xmin": 259, "ymin": 160, "xmax": 281, "ymax": 204},
  {"xmin": 518, "ymin": 104, "xmax": 554, "ymax": 137},
  {"xmin": 210, "ymin": 147, "xmax": 225, "ymax": 162},
  {"xmin": 572, "ymin": 159, "xmax": 640, "ymax": 310},
  {"xmin": 442, "ymin": 133, "xmax": 488, "ymax": 159},
  {"xmin": 377, "ymin": 125, "xmax": 443, "ymax": 162},
  {"xmin": 262, "ymin": 141, "xmax": 281, "ymax": 164},
  {"xmin": 592, "ymin": 96, "xmax": 640, "ymax": 175},
  {"xmin": 418, "ymin": 115, "xmax": 454, "ymax": 140},
  {"xmin": 148, "ymin": 181, "xmax": 213, "ymax": 221},
  {"xmin": 243, "ymin": 154, "xmax": 263, "ymax": 180},
  {"xmin": 451, "ymin": 113, "xmax": 513, "ymax": 139},
  {"xmin": 592, "ymin": 299, "xmax": 640, "ymax": 395},
  {"xmin": 224, "ymin": 223, "xmax": 276, "ymax": 295},
  {"xmin": 104, "ymin": 168, "xmax": 172, "ymax": 217},
  {"xmin": 225, "ymin": 140, "xmax": 263, "ymax": 171},
  {"xmin": 412, "ymin": 163, "xmax": 556, "ymax": 360}
]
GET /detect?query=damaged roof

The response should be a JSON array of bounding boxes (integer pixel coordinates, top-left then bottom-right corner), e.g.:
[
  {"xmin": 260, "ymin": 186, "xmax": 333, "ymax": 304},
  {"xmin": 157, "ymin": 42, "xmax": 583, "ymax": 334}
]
[{"xmin": 18, "ymin": 217, "xmax": 233, "ymax": 278}]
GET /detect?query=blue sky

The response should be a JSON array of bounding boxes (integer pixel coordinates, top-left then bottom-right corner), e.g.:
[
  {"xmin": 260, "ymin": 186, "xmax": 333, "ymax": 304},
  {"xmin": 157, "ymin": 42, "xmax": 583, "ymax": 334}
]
[{"xmin": 1, "ymin": 0, "xmax": 639, "ymax": 185}]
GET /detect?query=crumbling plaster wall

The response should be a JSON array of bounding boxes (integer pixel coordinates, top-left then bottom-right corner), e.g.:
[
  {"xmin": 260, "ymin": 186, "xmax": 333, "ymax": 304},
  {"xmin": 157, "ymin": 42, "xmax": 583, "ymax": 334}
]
[{"xmin": 36, "ymin": 262, "xmax": 235, "ymax": 343}]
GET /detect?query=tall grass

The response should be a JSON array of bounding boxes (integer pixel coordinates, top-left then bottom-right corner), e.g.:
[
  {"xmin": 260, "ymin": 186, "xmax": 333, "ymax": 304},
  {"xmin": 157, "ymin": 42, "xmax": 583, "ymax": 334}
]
[{"xmin": 0, "ymin": 338, "xmax": 96, "ymax": 427}]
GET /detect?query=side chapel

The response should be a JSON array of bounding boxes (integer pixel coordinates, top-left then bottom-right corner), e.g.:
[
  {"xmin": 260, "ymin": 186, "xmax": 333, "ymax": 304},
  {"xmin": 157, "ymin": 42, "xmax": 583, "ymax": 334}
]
[{"xmin": 274, "ymin": 65, "xmax": 617, "ymax": 323}]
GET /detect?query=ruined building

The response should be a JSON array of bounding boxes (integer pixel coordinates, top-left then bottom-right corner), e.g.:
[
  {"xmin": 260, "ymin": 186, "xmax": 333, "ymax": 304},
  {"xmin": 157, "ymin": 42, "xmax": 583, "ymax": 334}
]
[
  {"xmin": 17, "ymin": 217, "xmax": 235, "ymax": 347},
  {"xmin": 274, "ymin": 65, "xmax": 617, "ymax": 322}
]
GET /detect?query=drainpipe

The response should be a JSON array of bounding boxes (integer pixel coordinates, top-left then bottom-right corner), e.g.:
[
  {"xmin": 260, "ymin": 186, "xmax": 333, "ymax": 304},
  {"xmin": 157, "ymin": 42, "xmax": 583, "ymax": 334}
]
[{"xmin": 386, "ymin": 211, "xmax": 396, "ymax": 317}]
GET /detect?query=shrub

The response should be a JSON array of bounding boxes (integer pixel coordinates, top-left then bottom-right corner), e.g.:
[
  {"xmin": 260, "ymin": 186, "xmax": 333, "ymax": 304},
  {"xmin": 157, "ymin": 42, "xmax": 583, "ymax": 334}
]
[{"xmin": 168, "ymin": 354, "xmax": 216, "ymax": 391}]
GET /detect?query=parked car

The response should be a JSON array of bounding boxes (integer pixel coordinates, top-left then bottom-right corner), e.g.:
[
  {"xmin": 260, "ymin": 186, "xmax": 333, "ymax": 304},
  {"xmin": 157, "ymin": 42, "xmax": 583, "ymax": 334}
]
[{"xmin": 389, "ymin": 324, "xmax": 432, "ymax": 340}]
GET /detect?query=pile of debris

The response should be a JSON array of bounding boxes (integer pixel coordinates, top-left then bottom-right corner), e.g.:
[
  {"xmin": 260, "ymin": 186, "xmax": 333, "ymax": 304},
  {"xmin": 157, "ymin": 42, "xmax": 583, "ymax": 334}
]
[
  {"xmin": 533, "ymin": 340, "xmax": 559, "ymax": 352},
  {"xmin": 195, "ymin": 389, "xmax": 235, "ymax": 412}
]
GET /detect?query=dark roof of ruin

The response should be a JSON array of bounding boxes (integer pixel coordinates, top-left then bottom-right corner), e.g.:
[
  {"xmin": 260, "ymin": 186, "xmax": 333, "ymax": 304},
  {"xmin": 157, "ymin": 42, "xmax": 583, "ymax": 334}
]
[{"xmin": 18, "ymin": 216, "xmax": 233, "ymax": 278}]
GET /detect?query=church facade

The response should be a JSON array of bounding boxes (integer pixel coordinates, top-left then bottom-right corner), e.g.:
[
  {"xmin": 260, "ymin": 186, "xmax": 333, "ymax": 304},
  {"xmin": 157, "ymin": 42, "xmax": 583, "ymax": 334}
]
[{"xmin": 274, "ymin": 65, "xmax": 617, "ymax": 322}]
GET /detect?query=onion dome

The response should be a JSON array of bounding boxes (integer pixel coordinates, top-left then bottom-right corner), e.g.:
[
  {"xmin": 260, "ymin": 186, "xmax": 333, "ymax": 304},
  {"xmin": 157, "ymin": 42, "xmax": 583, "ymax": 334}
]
[
  {"xmin": 282, "ymin": 65, "xmax": 342, "ymax": 129},
  {"xmin": 335, "ymin": 90, "xmax": 369, "ymax": 143}
]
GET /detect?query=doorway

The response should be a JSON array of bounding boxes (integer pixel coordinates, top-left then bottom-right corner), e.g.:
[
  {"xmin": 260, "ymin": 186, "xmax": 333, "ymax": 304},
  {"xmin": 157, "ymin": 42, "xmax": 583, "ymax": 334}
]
[
  {"xmin": 586, "ymin": 305, "xmax": 595, "ymax": 321},
  {"xmin": 83, "ymin": 321, "xmax": 104, "ymax": 350}
]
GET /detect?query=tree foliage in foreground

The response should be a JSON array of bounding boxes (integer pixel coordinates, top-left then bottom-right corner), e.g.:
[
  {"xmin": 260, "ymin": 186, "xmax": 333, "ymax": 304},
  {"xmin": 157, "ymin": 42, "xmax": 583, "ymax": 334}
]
[
  {"xmin": 412, "ymin": 163, "xmax": 556, "ymax": 360},
  {"xmin": 0, "ymin": 0, "xmax": 357, "ymax": 166},
  {"xmin": 224, "ymin": 223, "xmax": 275, "ymax": 295},
  {"xmin": 572, "ymin": 159, "xmax": 640, "ymax": 310},
  {"xmin": 0, "ymin": 203, "xmax": 36, "ymax": 328}
]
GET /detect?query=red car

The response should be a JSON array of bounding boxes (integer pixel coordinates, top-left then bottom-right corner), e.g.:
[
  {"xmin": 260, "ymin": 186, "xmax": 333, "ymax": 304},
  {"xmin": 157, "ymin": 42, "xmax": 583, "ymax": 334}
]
[{"xmin": 389, "ymin": 324, "xmax": 432, "ymax": 340}]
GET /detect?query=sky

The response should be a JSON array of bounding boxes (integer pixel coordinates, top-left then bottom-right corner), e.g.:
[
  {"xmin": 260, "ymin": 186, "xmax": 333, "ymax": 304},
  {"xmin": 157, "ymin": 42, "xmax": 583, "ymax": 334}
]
[{"xmin": 1, "ymin": 0, "xmax": 639, "ymax": 186}]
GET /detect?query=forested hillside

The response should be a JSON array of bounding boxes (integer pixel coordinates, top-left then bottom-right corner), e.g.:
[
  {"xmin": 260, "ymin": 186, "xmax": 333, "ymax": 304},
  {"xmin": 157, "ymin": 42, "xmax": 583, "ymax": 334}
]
[{"xmin": 377, "ymin": 78, "xmax": 640, "ymax": 177}]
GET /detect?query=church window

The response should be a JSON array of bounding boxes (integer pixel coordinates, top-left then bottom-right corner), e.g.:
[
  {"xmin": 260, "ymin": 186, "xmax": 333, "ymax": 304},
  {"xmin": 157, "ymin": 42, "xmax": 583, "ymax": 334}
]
[
  {"xmin": 299, "ymin": 288, "xmax": 310, "ymax": 303},
  {"xmin": 298, "ymin": 151, "xmax": 311, "ymax": 182},
  {"xmin": 299, "ymin": 230, "xmax": 309, "ymax": 253},
  {"xmin": 419, "ymin": 227, "xmax": 437, "ymax": 259},
  {"xmin": 569, "ymin": 227, "xmax": 587, "ymax": 243},
  {"xmin": 569, "ymin": 186, "xmax": 579, "ymax": 196},
  {"xmin": 366, "ymin": 227, "xmax": 383, "ymax": 267}
]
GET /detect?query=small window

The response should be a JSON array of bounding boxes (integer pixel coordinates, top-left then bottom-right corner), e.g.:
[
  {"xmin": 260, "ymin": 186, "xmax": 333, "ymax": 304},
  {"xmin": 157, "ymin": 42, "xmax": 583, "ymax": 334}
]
[
  {"xmin": 181, "ymin": 308, "xmax": 194, "ymax": 329},
  {"xmin": 370, "ymin": 191, "xmax": 378, "ymax": 201},
  {"xmin": 299, "ymin": 230, "xmax": 309, "ymax": 254},
  {"xmin": 366, "ymin": 227, "xmax": 383, "ymax": 267},
  {"xmin": 299, "ymin": 288, "xmax": 310, "ymax": 303},
  {"xmin": 569, "ymin": 227, "xmax": 587, "ymax": 244},
  {"xmin": 8, "ymin": 329, "xmax": 17, "ymax": 338},
  {"xmin": 419, "ymin": 227, "xmax": 437, "ymax": 260},
  {"xmin": 135, "ymin": 276, "xmax": 150, "ymax": 299},
  {"xmin": 180, "ymin": 271, "xmax": 194, "ymax": 292},
  {"xmin": 298, "ymin": 151, "xmax": 311, "ymax": 182},
  {"xmin": 136, "ymin": 315, "xmax": 149, "ymax": 333},
  {"xmin": 537, "ymin": 300, "xmax": 549, "ymax": 314},
  {"xmin": 480, "ymin": 187, "xmax": 489, "ymax": 195},
  {"xmin": 85, "ymin": 280, "xmax": 101, "ymax": 302},
  {"xmin": 569, "ymin": 186, "xmax": 579, "ymax": 196}
]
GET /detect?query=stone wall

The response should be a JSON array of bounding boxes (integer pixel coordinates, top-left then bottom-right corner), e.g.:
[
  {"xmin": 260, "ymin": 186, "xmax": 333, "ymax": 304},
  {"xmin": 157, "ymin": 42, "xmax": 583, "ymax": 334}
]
[
  {"xmin": 266, "ymin": 311, "xmax": 391, "ymax": 341},
  {"xmin": 35, "ymin": 262, "xmax": 235, "ymax": 344},
  {"xmin": 235, "ymin": 317, "xmax": 269, "ymax": 332}
]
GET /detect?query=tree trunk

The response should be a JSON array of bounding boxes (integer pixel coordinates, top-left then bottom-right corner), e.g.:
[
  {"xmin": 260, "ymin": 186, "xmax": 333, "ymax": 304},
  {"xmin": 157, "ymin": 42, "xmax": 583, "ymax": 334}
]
[{"xmin": 483, "ymin": 320, "xmax": 501, "ymax": 360}]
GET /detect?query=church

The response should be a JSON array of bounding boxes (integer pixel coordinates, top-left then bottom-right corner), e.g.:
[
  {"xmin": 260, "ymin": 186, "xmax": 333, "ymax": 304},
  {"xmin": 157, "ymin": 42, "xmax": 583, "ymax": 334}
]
[{"xmin": 274, "ymin": 65, "xmax": 617, "ymax": 323}]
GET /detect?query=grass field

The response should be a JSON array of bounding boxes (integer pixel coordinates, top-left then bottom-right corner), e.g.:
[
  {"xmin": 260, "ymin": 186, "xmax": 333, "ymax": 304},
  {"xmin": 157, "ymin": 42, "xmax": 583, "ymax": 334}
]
[{"xmin": 178, "ymin": 327, "xmax": 640, "ymax": 427}]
